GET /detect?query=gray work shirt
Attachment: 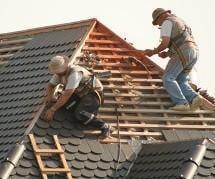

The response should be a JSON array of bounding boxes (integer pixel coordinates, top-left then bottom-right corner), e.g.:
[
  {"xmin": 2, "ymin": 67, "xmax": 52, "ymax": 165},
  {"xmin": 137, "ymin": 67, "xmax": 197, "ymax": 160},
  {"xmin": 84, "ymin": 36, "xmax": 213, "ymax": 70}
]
[
  {"xmin": 49, "ymin": 66, "xmax": 103, "ymax": 91},
  {"xmin": 49, "ymin": 71, "xmax": 83, "ymax": 90}
]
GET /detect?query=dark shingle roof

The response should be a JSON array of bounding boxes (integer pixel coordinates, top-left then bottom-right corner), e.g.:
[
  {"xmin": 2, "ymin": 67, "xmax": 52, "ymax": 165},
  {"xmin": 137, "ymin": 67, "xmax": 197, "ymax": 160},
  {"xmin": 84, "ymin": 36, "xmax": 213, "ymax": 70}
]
[
  {"xmin": 163, "ymin": 130, "xmax": 215, "ymax": 179},
  {"xmin": 0, "ymin": 26, "xmax": 89, "ymax": 163},
  {"xmin": 162, "ymin": 130, "xmax": 215, "ymax": 142},
  {"xmin": 126, "ymin": 139, "xmax": 209, "ymax": 179},
  {"xmin": 0, "ymin": 20, "xmax": 137, "ymax": 179},
  {"xmin": 10, "ymin": 108, "xmax": 136, "ymax": 179}
]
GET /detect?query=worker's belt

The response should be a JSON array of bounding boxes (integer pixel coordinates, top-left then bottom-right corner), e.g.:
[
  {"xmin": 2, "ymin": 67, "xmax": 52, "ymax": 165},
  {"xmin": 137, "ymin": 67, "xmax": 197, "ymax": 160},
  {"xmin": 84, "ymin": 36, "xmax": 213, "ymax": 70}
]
[
  {"xmin": 171, "ymin": 42, "xmax": 195, "ymax": 74},
  {"xmin": 169, "ymin": 25, "xmax": 196, "ymax": 49}
]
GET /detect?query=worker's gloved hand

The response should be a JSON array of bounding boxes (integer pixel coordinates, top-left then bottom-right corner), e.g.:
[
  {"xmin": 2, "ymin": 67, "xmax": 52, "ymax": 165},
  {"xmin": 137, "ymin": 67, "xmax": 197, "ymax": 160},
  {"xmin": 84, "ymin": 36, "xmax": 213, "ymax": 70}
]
[
  {"xmin": 44, "ymin": 108, "xmax": 55, "ymax": 121},
  {"xmin": 143, "ymin": 49, "xmax": 155, "ymax": 57},
  {"xmin": 44, "ymin": 96, "xmax": 57, "ymax": 106},
  {"xmin": 158, "ymin": 51, "xmax": 169, "ymax": 58}
]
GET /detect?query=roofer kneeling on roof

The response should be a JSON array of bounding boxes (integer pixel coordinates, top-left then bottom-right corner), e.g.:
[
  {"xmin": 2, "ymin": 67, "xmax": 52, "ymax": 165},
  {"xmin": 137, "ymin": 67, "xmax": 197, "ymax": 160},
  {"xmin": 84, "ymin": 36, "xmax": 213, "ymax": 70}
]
[
  {"xmin": 141, "ymin": 8, "xmax": 203, "ymax": 111},
  {"xmin": 44, "ymin": 55, "xmax": 112, "ymax": 137}
]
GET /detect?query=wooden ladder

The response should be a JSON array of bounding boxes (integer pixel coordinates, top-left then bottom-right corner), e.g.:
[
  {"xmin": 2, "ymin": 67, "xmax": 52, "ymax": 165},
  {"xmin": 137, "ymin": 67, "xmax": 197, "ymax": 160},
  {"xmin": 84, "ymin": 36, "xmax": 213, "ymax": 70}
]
[{"xmin": 29, "ymin": 134, "xmax": 72, "ymax": 179}]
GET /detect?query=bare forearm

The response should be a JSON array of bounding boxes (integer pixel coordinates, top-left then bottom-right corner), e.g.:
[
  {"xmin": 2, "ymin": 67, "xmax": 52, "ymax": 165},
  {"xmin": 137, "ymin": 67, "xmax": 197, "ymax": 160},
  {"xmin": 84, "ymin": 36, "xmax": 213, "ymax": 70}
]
[
  {"xmin": 153, "ymin": 37, "xmax": 170, "ymax": 54},
  {"xmin": 50, "ymin": 90, "xmax": 74, "ymax": 112},
  {"xmin": 45, "ymin": 83, "xmax": 55, "ymax": 101},
  {"xmin": 154, "ymin": 42, "xmax": 168, "ymax": 54}
]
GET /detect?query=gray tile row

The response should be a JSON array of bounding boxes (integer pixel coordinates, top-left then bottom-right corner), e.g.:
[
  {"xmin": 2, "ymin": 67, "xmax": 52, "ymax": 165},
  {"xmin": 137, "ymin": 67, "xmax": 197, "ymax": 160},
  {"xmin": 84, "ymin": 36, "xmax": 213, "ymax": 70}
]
[{"xmin": 0, "ymin": 25, "xmax": 89, "ymax": 165}]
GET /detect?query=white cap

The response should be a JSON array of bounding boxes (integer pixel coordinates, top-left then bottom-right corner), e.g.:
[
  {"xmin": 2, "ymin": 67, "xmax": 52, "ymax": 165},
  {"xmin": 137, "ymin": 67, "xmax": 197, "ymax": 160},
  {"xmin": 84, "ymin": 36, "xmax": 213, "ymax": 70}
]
[{"xmin": 48, "ymin": 56, "xmax": 68, "ymax": 74}]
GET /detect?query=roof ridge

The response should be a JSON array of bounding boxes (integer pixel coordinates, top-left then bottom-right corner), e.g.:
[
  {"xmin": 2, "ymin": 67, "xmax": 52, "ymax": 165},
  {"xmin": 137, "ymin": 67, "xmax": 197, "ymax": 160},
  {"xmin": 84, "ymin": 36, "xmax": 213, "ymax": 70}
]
[{"xmin": 0, "ymin": 18, "xmax": 97, "ymax": 40}]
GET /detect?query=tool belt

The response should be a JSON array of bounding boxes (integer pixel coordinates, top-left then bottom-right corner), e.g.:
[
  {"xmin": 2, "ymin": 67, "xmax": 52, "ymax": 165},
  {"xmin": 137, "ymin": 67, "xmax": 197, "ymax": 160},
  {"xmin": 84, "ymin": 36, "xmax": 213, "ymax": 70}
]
[
  {"xmin": 169, "ymin": 26, "xmax": 197, "ymax": 73},
  {"xmin": 74, "ymin": 78, "xmax": 104, "ymax": 105}
]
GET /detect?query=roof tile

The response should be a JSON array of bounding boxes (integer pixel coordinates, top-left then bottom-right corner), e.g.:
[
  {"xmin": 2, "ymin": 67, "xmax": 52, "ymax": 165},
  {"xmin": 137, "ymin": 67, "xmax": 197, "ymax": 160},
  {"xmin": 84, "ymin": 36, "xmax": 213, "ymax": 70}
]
[
  {"xmin": 78, "ymin": 139, "xmax": 91, "ymax": 154},
  {"xmin": 87, "ymin": 140, "xmax": 104, "ymax": 154},
  {"xmin": 84, "ymin": 160, "xmax": 98, "ymax": 170},
  {"xmin": 81, "ymin": 168, "xmax": 95, "ymax": 178},
  {"xmin": 94, "ymin": 168, "xmax": 107, "ymax": 178}
]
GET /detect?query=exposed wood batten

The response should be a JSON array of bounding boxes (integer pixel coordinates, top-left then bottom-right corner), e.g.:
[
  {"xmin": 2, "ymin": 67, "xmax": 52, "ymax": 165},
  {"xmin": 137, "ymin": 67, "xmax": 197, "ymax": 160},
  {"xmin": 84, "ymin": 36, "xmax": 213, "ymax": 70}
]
[{"xmin": 0, "ymin": 38, "xmax": 32, "ymax": 46}]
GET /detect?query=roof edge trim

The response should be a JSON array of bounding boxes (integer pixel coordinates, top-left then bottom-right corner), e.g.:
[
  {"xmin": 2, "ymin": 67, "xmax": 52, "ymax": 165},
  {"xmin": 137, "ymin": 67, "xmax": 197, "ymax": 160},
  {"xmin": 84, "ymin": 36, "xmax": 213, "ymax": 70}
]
[
  {"xmin": 70, "ymin": 20, "xmax": 97, "ymax": 65},
  {"xmin": 0, "ymin": 18, "xmax": 97, "ymax": 40}
]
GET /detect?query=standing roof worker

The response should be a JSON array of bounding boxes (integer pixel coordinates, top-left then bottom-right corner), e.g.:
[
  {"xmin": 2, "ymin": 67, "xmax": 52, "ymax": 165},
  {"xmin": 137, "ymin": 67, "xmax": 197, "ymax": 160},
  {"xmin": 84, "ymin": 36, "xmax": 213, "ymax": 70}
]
[
  {"xmin": 44, "ymin": 55, "xmax": 112, "ymax": 137},
  {"xmin": 142, "ymin": 8, "xmax": 202, "ymax": 111}
]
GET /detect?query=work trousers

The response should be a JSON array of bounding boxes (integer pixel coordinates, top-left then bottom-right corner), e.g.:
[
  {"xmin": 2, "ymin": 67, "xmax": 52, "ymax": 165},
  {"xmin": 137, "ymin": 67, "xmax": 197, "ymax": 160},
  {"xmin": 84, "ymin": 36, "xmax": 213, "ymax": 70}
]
[
  {"xmin": 162, "ymin": 47, "xmax": 199, "ymax": 105},
  {"xmin": 64, "ymin": 92, "xmax": 105, "ymax": 129}
]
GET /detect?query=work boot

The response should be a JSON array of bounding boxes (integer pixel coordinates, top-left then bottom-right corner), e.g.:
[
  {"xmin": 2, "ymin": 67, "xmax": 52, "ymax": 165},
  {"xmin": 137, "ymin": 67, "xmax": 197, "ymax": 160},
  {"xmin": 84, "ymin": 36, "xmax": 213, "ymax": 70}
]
[
  {"xmin": 170, "ymin": 104, "xmax": 190, "ymax": 111},
  {"xmin": 101, "ymin": 124, "xmax": 114, "ymax": 137},
  {"xmin": 190, "ymin": 95, "xmax": 203, "ymax": 111}
]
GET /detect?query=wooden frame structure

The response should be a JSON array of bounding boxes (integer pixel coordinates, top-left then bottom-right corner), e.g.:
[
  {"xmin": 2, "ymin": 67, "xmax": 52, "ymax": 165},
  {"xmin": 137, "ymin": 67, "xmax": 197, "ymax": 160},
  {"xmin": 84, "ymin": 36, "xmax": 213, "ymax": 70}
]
[{"xmin": 80, "ymin": 20, "xmax": 215, "ymax": 141}]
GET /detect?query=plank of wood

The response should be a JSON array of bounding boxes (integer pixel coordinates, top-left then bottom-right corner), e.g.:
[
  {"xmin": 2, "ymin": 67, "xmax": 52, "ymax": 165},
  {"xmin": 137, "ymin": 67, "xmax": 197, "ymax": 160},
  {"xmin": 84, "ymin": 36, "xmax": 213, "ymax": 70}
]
[
  {"xmin": 109, "ymin": 123, "xmax": 215, "ymax": 130},
  {"xmin": 29, "ymin": 134, "xmax": 39, "ymax": 150},
  {"xmin": 99, "ymin": 107, "xmax": 215, "ymax": 114},
  {"xmin": 201, "ymin": 97, "xmax": 215, "ymax": 111},
  {"xmin": 35, "ymin": 154, "xmax": 45, "ymax": 171},
  {"xmin": 99, "ymin": 137, "xmax": 131, "ymax": 144},
  {"xmin": 0, "ymin": 54, "xmax": 14, "ymax": 58},
  {"xmin": 103, "ymin": 85, "xmax": 164, "ymax": 90},
  {"xmin": 94, "ymin": 69, "xmax": 160, "ymax": 75},
  {"xmin": 42, "ymin": 168, "xmax": 71, "ymax": 173},
  {"xmin": 97, "ymin": 54, "xmax": 130, "ymax": 59},
  {"xmin": 0, "ymin": 38, "xmax": 32, "ymax": 46},
  {"xmin": 83, "ymin": 46, "xmax": 130, "ymax": 52},
  {"xmin": 98, "ymin": 115, "xmax": 215, "ymax": 122},
  {"xmin": 85, "ymin": 39, "xmax": 120, "ymax": 44},
  {"xmin": 34, "ymin": 149, "xmax": 64, "ymax": 154},
  {"xmin": 103, "ymin": 100, "xmax": 172, "ymax": 106},
  {"xmin": 100, "ymin": 78, "xmax": 163, "ymax": 83},
  {"xmin": 78, "ymin": 62, "xmax": 137, "ymax": 68},
  {"xmin": 84, "ymin": 130, "xmax": 162, "ymax": 136},
  {"xmin": 90, "ymin": 32, "xmax": 110, "ymax": 36},
  {"xmin": 0, "ymin": 61, "xmax": 8, "ymax": 65},
  {"xmin": 53, "ymin": 135, "xmax": 63, "ymax": 151},
  {"xmin": 104, "ymin": 92, "xmax": 169, "ymax": 98},
  {"xmin": 42, "ymin": 173, "xmax": 48, "ymax": 179},
  {"xmin": 0, "ymin": 46, "xmax": 23, "ymax": 53}
]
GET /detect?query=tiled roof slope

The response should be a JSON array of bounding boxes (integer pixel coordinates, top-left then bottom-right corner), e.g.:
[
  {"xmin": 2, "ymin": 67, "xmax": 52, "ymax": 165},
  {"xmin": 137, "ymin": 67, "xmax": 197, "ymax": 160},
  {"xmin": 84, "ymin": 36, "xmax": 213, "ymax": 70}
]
[
  {"xmin": 0, "ymin": 25, "xmax": 90, "ymax": 163},
  {"xmin": 10, "ymin": 108, "xmax": 136, "ymax": 179},
  {"xmin": 126, "ymin": 139, "xmax": 209, "ymax": 179},
  {"xmin": 163, "ymin": 130, "xmax": 215, "ymax": 178}
]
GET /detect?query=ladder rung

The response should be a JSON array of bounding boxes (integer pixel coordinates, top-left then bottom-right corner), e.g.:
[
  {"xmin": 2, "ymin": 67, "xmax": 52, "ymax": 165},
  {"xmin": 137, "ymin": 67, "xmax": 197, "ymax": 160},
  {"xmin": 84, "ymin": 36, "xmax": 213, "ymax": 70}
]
[
  {"xmin": 35, "ymin": 149, "xmax": 64, "ymax": 154},
  {"xmin": 42, "ymin": 168, "xmax": 71, "ymax": 173}
]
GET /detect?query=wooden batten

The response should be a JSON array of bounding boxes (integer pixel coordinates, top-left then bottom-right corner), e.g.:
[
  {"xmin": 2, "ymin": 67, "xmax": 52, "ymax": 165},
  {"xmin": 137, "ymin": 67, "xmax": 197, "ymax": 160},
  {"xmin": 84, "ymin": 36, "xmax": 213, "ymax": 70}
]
[{"xmin": 80, "ymin": 20, "xmax": 215, "ymax": 141}]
